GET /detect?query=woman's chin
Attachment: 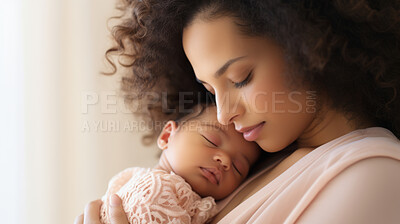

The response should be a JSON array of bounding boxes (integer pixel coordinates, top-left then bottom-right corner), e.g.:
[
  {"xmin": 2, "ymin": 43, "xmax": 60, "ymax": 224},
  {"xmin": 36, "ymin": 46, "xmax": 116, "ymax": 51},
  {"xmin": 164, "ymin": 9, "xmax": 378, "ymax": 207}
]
[{"xmin": 256, "ymin": 139, "xmax": 288, "ymax": 153}]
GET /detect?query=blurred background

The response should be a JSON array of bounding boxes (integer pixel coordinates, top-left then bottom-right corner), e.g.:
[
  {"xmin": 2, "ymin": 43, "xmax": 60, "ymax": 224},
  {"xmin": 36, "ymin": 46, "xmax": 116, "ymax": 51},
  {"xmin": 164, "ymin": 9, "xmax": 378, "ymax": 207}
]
[{"xmin": 0, "ymin": 0, "xmax": 160, "ymax": 223}]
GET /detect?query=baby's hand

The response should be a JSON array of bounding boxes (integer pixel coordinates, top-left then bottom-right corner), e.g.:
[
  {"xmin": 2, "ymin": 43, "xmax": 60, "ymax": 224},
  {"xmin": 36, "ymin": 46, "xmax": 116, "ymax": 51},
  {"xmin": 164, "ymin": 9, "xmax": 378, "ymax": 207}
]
[{"xmin": 74, "ymin": 195, "xmax": 129, "ymax": 224}]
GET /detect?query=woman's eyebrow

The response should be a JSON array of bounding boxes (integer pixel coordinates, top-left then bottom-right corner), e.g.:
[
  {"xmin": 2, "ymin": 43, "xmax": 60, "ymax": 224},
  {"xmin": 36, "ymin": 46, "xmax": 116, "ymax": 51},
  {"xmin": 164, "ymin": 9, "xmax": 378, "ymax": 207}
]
[
  {"xmin": 195, "ymin": 55, "xmax": 248, "ymax": 83},
  {"xmin": 215, "ymin": 55, "xmax": 248, "ymax": 78}
]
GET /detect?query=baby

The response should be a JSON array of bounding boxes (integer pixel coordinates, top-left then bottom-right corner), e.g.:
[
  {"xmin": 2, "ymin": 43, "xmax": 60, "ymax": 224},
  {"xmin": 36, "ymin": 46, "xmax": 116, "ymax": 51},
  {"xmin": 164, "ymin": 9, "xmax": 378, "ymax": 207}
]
[{"xmin": 100, "ymin": 105, "xmax": 261, "ymax": 224}]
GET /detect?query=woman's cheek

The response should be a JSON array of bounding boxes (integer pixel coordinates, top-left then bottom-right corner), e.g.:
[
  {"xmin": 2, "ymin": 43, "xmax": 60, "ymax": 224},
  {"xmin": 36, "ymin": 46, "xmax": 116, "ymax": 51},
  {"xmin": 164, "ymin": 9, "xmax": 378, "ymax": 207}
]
[
  {"xmin": 249, "ymin": 92, "xmax": 266, "ymax": 114},
  {"xmin": 247, "ymin": 85, "xmax": 272, "ymax": 114}
]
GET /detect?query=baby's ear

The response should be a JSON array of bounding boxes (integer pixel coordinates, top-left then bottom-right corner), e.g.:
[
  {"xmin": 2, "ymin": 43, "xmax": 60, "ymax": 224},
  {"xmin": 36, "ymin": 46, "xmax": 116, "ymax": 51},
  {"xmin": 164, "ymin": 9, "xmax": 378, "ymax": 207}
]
[{"xmin": 157, "ymin": 121, "xmax": 178, "ymax": 150}]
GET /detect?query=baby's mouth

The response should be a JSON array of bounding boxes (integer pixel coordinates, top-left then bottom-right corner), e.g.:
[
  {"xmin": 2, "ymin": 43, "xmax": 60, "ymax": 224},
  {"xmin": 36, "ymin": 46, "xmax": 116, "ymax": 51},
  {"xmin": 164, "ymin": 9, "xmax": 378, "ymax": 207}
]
[{"xmin": 200, "ymin": 167, "xmax": 221, "ymax": 185}]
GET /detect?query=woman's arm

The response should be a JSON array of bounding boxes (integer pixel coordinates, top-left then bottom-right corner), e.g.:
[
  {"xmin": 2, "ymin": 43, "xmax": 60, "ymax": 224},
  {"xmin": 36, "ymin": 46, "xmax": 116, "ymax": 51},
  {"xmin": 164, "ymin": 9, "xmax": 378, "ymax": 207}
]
[
  {"xmin": 297, "ymin": 157, "xmax": 400, "ymax": 224},
  {"xmin": 74, "ymin": 195, "xmax": 129, "ymax": 224}
]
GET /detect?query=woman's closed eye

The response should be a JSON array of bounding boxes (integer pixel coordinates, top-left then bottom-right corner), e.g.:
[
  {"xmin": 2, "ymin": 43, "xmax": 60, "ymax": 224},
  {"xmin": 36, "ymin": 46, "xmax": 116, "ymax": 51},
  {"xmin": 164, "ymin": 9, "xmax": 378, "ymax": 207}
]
[
  {"xmin": 196, "ymin": 69, "xmax": 253, "ymax": 94},
  {"xmin": 233, "ymin": 70, "xmax": 253, "ymax": 88}
]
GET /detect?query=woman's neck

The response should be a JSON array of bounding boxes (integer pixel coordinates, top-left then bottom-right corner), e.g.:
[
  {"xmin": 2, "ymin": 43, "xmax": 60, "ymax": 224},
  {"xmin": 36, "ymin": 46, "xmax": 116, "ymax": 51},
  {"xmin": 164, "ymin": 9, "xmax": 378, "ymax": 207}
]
[{"xmin": 297, "ymin": 108, "xmax": 374, "ymax": 148}]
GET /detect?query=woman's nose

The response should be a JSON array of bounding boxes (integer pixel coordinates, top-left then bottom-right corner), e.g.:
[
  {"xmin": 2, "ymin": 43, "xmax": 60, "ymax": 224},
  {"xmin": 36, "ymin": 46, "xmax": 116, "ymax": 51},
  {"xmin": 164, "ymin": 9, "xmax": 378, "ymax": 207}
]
[
  {"xmin": 213, "ymin": 152, "xmax": 232, "ymax": 171},
  {"xmin": 215, "ymin": 91, "xmax": 241, "ymax": 125}
]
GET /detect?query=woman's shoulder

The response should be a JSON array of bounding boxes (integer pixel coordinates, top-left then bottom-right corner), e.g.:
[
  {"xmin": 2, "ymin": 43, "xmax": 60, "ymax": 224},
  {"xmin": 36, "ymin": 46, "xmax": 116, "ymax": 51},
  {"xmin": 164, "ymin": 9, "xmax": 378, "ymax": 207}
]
[
  {"xmin": 297, "ymin": 157, "xmax": 400, "ymax": 223},
  {"xmin": 295, "ymin": 127, "xmax": 400, "ymax": 201},
  {"xmin": 341, "ymin": 127, "xmax": 400, "ymax": 148},
  {"xmin": 317, "ymin": 127, "xmax": 400, "ymax": 166},
  {"xmin": 213, "ymin": 127, "xmax": 400, "ymax": 223},
  {"xmin": 288, "ymin": 127, "xmax": 400, "ymax": 222}
]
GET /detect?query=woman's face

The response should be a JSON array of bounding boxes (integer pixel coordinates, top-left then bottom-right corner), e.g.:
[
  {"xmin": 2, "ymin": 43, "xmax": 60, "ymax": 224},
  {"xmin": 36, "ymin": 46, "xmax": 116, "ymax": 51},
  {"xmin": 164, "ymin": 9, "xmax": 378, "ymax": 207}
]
[{"xmin": 182, "ymin": 17, "xmax": 317, "ymax": 152}]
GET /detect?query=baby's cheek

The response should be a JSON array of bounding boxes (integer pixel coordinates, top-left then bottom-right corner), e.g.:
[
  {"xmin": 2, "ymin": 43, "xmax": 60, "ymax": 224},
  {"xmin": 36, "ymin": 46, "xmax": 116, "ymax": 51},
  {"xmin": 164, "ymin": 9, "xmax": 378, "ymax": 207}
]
[
  {"xmin": 238, "ymin": 162, "xmax": 249, "ymax": 177},
  {"xmin": 213, "ymin": 174, "xmax": 242, "ymax": 200}
]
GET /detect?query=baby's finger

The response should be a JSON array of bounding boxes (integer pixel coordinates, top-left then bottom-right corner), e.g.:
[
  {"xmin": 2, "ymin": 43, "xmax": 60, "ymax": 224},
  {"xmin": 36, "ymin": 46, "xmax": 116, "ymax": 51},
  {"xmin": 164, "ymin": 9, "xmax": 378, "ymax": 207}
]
[
  {"xmin": 83, "ymin": 199, "xmax": 103, "ymax": 224},
  {"xmin": 74, "ymin": 214, "xmax": 84, "ymax": 224},
  {"xmin": 109, "ymin": 194, "xmax": 129, "ymax": 224}
]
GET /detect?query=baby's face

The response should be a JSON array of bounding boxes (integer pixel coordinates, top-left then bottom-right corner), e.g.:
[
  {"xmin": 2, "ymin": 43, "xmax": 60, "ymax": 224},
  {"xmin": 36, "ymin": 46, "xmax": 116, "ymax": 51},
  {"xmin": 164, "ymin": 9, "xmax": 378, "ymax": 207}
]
[{"xmin": 163, "ymin": 106, "xmax": 260, "ymax": 200}]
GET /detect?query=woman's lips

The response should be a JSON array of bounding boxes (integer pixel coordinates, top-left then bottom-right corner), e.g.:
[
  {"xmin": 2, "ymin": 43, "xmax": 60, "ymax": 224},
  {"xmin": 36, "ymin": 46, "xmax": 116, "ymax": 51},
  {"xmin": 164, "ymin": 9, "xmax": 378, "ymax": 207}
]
[
  {"xmin": 237, "ymin": 122, "xmax": 265, "ymax": 141},
  {"xmin": 200, "ymin": 167, "xmax": 221, "ymax": 185}
]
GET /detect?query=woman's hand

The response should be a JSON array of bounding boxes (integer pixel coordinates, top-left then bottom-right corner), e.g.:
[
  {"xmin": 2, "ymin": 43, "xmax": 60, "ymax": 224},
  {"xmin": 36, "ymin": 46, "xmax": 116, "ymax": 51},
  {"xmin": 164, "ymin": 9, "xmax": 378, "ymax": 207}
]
[{"xmin": 74, "ymin": 194, "xmax": 129, "ymax": 224}]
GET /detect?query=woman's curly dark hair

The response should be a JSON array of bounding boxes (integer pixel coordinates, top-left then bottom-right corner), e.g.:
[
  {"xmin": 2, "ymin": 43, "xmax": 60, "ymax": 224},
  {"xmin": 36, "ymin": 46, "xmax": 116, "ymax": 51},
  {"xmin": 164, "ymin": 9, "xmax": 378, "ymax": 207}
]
[{"xmin": 104, "ymin": 0, "xmax": 400, "ymax": 142}]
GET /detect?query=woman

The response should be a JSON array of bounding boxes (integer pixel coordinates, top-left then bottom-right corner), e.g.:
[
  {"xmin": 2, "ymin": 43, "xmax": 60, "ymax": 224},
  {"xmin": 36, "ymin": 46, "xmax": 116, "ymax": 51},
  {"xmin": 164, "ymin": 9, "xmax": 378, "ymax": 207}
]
[{"xmin": 76, "ymin": 0, "xmax": 400, "ymax": 223}]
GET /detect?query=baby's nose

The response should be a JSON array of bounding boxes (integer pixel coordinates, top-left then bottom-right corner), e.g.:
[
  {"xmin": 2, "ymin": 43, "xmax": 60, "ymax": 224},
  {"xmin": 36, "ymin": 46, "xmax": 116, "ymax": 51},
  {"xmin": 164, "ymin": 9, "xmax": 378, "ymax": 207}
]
[{"xmin": 213, "ymin": 153, "xmax": 232, "ymax": 171}]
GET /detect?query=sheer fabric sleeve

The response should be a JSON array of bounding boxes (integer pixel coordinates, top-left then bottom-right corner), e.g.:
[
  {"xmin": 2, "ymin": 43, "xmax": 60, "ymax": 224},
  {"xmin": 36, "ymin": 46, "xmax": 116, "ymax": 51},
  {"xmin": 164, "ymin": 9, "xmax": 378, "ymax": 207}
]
[{"xmin": 100, "ymin": 168, "xmax": 217, "ymax": 224}]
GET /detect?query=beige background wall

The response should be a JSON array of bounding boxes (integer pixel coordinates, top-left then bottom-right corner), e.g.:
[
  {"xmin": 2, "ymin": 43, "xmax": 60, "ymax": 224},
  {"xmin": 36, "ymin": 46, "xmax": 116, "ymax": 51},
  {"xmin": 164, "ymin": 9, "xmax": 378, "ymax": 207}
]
[{"xmin": 0, "ymin": 0, "xmax": 159, "ymax": 223}]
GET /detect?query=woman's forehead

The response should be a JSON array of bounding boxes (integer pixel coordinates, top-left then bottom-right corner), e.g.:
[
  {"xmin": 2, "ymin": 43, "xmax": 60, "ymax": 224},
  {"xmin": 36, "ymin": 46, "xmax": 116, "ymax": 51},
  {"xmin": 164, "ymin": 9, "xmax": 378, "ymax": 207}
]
[
  {"xmin": 183, "ymin": 17, "xmax": 278, "ymax": 79},
  {"xmin": 183, "ymin": 18, "xmax": 250, "ymax": 71}
]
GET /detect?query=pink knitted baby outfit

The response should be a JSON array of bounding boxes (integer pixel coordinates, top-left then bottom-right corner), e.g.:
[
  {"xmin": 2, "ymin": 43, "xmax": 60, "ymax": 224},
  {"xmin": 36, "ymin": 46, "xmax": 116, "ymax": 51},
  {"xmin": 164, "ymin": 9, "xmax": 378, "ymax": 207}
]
[{"xmin": 100, "ymin": 167, "xmax": 217, "ymax": 224}]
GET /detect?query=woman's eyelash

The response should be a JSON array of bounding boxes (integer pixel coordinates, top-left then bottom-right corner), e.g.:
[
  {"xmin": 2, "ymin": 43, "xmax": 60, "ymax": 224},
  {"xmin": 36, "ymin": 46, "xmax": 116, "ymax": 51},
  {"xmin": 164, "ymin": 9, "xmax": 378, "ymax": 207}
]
[
  {"xmin": 233, "ymin": 70, "xmax": 253, "ymax": 88},
  {"xmin": 202, "ymin": 135, "xmax": 217, "ymax": 147}
]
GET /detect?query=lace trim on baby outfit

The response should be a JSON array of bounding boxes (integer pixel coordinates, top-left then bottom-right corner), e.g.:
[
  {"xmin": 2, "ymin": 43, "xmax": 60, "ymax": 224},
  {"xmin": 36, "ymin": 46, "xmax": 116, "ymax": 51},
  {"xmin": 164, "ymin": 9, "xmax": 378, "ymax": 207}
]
[{"xmin": 101, "ymin": 167, "xmax": 217, "ymax": 224}]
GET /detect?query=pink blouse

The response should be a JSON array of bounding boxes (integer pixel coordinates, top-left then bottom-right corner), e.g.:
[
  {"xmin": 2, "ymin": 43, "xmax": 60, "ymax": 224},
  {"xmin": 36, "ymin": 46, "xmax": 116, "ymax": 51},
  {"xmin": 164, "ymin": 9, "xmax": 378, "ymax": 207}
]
[{"xmin": 216, "ymin": 127, "xmax": 400, "ymax": 223}]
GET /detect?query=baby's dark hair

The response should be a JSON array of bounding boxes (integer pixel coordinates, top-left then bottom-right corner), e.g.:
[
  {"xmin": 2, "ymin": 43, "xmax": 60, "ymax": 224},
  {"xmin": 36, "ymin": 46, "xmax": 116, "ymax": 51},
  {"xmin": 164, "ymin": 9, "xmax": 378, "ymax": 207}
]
[
  {"xmin": 136, "ymin": 92, "xmax": 215, "ymax": 144},
  {"xmin": 104, "ymin": 0, "xmax": 400, "ymax": 140},
  {"xmin": 173, "ymin": 102, "xmax": 217, "ymax": 129}
]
